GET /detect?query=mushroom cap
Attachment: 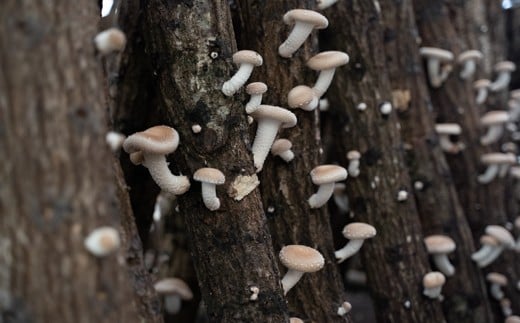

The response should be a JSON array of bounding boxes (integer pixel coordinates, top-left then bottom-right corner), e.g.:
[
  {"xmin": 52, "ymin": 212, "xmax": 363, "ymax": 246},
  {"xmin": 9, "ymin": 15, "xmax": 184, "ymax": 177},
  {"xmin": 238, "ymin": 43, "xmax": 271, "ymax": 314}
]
[
  {"xmin": 249, "ymin": 105, "xmax": 297, "ymax": 128},
  {"xmin": 435, "ymin": 123, "xmax": 462, "ymax": 135},
  {"xmin": 480, "ymin": 153, "xmax": 516, "ymax": 165},
  {"xmin": 424, "ymin": 235, "xmax": 456, "ymax": 254},
  {"xmin": 347, "ymin": 150, "xmax": 361, "ymax": 160},
  {"xmin": 506, "ymin": 315, "xmax": 520, "ymax": 323},
  {"xmin": 342, "ymin": 222, "xmax": 377, "ymax": 240},
  {"xmin": 511, "ymin": 89, "xmax": 520, "ymax": 100},
  {"xmin": 271, "ymin": 139, "xmax": 292, "ymax": 154},
  {"xmin": 457, "ymin": 50, "xmax": 483, "ymax": 63},
  {"xmin": 94, "ymin": 28, "xmax": 127, "ymax": 52},
  {"xmin": 123, "ymin": 126, "xmax": 179, "ymax": 155},
  {"xmin": 84, "ymin": 226, "xmax": 121, "ymax": 257},
  {"xmin": 480, "ymin": 111, "xmax": 510, "ymax": 125},
  {"xmin": 494, "ymin": 61, "xmax": 516, "ymax": 72},
  {"xmin": 419, "ymin": 47, "xmax": 454, "ymax": 61},
  {"xmin": 154, "ymin": 278, "xmax": 194, "ymax": 300},
  {"xmin": 485, "ymin": 225, "xmax": 515, "ymax": 247},
  {"xmin": 307, "ymin": 51, "xmax": 350, "ymax": 71},
  {"xmin": 246, "ymin": 82, "xmax": 268, "ymax": 95},
  {"xmin": 474, "ymin": 79, "xmax": 491, "ymax": 89},
  {"xmin": 287, "ymin": 85, "xmax": 315, "ymax": 109},
  {"xmin": 486, "ymin": 272, "xmax": 508, "ymax": 285},
  {"xmin": 310, "ymin": 164, "xmax": 347, "ymax": 185},
  {"xmin": 289, "ymin": 318, "xmax": 304, "ymax": 323},
  {"xmin": 283, "ymin": 9, "xmax": 329, "ymax": 29},
  {"xmin": 480, "ymin": 234, "xmax": 500, "ymax": 246},
  {"xmin": 279, "ymin": 245, "xmax": 325, "ymax": 273},
  {"xmin": 193, "ymin": 168, "xmax": 225, "ymax": 185},
  {"xmin": 232, "ymin": 50, "xmax": 263, "ymax": 66},
  {"xmin": 423, "ymin": 271, "xmax": 446, "ymax": 288},
  {"xmin": 129, "ymin": 151, "xmax": 144, "ymax": 165}
]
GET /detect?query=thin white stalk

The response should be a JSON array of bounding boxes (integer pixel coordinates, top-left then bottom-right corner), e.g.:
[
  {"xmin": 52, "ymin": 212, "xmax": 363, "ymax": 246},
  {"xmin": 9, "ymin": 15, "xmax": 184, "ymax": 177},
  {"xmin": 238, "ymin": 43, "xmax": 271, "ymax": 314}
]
[
  {"xmin": 439, "ymin": 135, "xmax": 462, "ymax": 154},
  {"xmin": 164, "ymin": 295, "xmax": 182, "ymax": 314},
  {"xmin": 245, "ymin": 95, "xmax": 263, "ymax": 113},
  {"xmin": 427, "ymin": 59, "xmax": 442, "ymax": 87},
  {"xmin": 312, "ymin": 69, "xmax": 335, "ymax": 98},
  {"xmin": 308, "ymin": 182, "xmax": 335, "ymax": 208},
  {"xmin": 333, "ymin": 192, "xmax": 349, "ymax": 213},
  {"xmin": 335, "ymin": 239, "xmax": 364, "ymax": 263},
  {"xmin": 143, "ymin": 154, "xmax": 190, "ymax": 195},
  {"xmin": 490, "ymin": 73, "xmax": 512, "ymax": 92},
  {"xmin": 471, "ymin": 245, "xmax": 495, "ymax": 262},
  {"xmin": 348, "ymin": 160, "xmax": 360, "ymax": 177},
  {"xmin": 432, "ymin": 254, "xmax": 455, "ymax": 276},
  {"xmin": 281, "ymin": 269, "xmax": 305, "ymax": 295},
  {"xmin": 252, "ymin": 119, "xmax": 281, "ymax": 172},
  {"xmin": 490, "ymin": 284, "xmax": 504, "ymax": 300},
  {"xmin": 279, "ymin": 23, "xmax": 315, "ymax": 58},
  {"xmin": 460, "ymin": 60, "xmax": 477, "ymax": 79},
  {"xmin": 476, "ymin": 245, "xmax": 504, "ymax": 267},
  {"xmin": 499, "ymin": 164, "xmax": 511, "ymax": 178},
  {"xmin": 480, "ymin": 125, "xmax": 504, "ymax": 145},
  {"xmin": 201, "ymin": 182, "xmax": 220, "ymax": 211},
  {"xmin": 222, "ymin": 64, "xmax": 255, "ymax": 96},
  {"xmin": 476, "ymin": 88, "xmax": 488, "ymax": 104},
  {"xmin": 477, "ymin": 164, "xmax": 499, "ymax": 184}
]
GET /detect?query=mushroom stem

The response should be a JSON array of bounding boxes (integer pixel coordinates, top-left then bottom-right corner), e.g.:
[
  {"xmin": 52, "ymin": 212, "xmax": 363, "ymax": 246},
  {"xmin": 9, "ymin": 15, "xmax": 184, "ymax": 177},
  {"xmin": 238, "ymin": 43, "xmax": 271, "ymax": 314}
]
[
  {"xmin": 278, "ymin": 150, "xmax": 295, "ymax": 162},
  {"xmin": 471, "ymin": 245, "xmax": 495, "ymax": 263},
  {"xmin": 490, "ymin": 73, "xmax": 511, "ymax": 92},
  {"xmin": 490, "ymin": 283, "xmax": 505, "ymax": 300},
  {"xmin": 252, "ymin": 119, "xmax": 282, "ymax": 172},
  {"xmin": 334, "ymin": 239, "xmax": 364, "ymax": 263},
  {"xmin": 427, "ymin": 59, "xmax": 452, "ymax": 87},
  {"xmin": 480, "ymin": 125, "xmax": 504, "ymax": 145},
  {"xmin": 164, "ymin": 295, "xmax": 182, "ymax": 314},
  {"xmin": 279, "ymin": 23, "xmax": 315, "ymax": 58},
  {"xmin": 143, "ymin": 154, "xmax": 190, "ymax": 195},
  {"xmin": 460, "ymin": 60, "xmax": 477, "ymax": 79},
  {"xmin": 499, "ymin": 164, "xmax": 511, "ymax": 178},
  {"xmin": 201, "ymin": 182, "xmax": 220, "ymax": 211},
  {"xmin": 423, "ymin": 285, "xmax": 443, "ymax": 299},
  {"xmin": 510, "ymin": 101, "xmax": 520, "ymax": 121},
  {"xmin": 348, "ymin": 160, "xmax": 360, "ymax": 177},
  {"xmin": 477, "ymin": 164, "xmax": 500, "ymax": 184},
  {"xmin": 246, "ymin": 95, "xmax": 263, "ymax": 113},
  {"xmin": 222, "ymin": 64, "xmax": 255, "ymax": 97},
  {"xmin": 439, "ymin": 135, "xmax": 463, "ymax": 153},
  {"xmin": 281, "ymin": 269, "xmax": 305, "ymax": 295},
  {"xmin": 476, "ymin": 245, "xmax": 504, "ymax": 267},
  {"xmin": 312, "ymin": 68, "xmax": 336, "ymax": 98},
  {"xmin": 432, "ymin": 254, "xmax": 455, "ymax": 276},
  {"xmin": 308, "ymin": 182, "xmax": 335, "ymax": 208},
  {"xmin": 476, "ymin": 88, "xmax": 488, "ymax": 104},
  {"xmin": 333, "ymin": 192, "xmax": 349, "ymax": 213}
]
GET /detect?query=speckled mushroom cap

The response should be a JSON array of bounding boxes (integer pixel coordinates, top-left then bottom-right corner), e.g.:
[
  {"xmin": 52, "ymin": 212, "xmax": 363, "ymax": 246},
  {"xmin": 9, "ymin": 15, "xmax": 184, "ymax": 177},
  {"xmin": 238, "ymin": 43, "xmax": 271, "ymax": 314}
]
[
  {"xmin": 307, "ymin": 51, "xmax": 350, "ymax": 71},
  {"xmin": 494, "ymin": 61, "xmax": 516, "ymax": 72},
  {"xmin": 279, "ymin": 245, "xmax": 325, "ymax": 273},
  {"xmin": 154, "ymin": 278, "xmax": 194, "ymax": 300},
  {"xmin": 480, "ymin": 111, "xmax": 510, "ymax": 125},
  {"xmin": 271, "ymin": 139, "xmax": 292, "ymax": 154},
  {"xmin": 342, "ymin": 222, "xmax": 377, "ymax": 240},
  {"xmin": 435, "ymin": 123, "xmax": 462, "ymax": 135},
  {"xmin": 289, "ymin": 318, "xmax": 304, "ymax": 323},
  {"xmin": 457, "ymin": 50, "xmax": 483, "ymax": 63},
  {"xmin": 347, "ymin": 150, "xmax": 361, "ymax": 160},
  {"xmin": 287, "ymin": 85, "xmax": 315, "ymax": 109},
  {"xmin": 123, "ymin": 125, "xmax": 179, "ymax": 155},
  {"xmin": 505, "ymin": 315, "xmax": 520, "ymax": 323},
  {"xmin": 486, "ymin": 272, "xmax": 508, "ymax": 285},
  {"xmin": 480, "ymin": 234, "xmax": 500, "ymax": 246},
  {"xmin": 423, "ymin": 271, "xmax": 446, "ymax": 288},
  {"xmin": 419, "ymin": 47, "xmax": 454, "ymax": 61},
  {"xmin": 424, "ymin": 235, "xmax": 456, "ymax": 254},
  {"xmin": 246, "ymin": 82, "xmax": 268, "ymax": 95},
  {"xmin": 193, "ymin": 168, "xmax": 225, "ymax": 185},
  {"xmin": 283, "ymin": 9, "xmax": 329, "ymax": 29},
  {"xmin": 485, "ymin": 225, "xmax": 515, "ymax": 247},
  {"xmin": 232, "ymin": 50, "xmax": 263, "ymax": 66},
  {"xmin": 250, "ymin": 105, "xmax": 297, "ymax": 128},
  {"xmin": 480, "ymin": 153, "xmax": 516, "ymax": 165},
  {"xmin": 310, "ymin": 165, "xmax": 347, "ymax": 185},
  {"xmin": 474, "ymin": 79, "xmax": 491, "ymax": 89}
]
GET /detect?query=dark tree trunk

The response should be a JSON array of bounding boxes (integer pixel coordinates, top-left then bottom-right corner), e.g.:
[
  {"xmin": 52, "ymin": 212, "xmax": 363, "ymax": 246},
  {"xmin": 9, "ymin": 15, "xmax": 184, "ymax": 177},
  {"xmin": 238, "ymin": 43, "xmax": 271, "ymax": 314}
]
[
  {"xmin": 232, "ymin": 1, "xmax": 351, "ymax": 322},
  {"xmin": 320, "ymin": 2, "xmax": 446, "ymax": 322}
]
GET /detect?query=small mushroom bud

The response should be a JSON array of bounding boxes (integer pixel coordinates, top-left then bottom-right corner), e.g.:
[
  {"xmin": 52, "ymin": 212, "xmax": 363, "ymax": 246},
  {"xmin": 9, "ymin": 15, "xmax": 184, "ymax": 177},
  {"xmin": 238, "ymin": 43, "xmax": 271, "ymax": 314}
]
[
  {"xmin": 307, "ymin": 51, "xmax": 350, "ymax": 98},
  {"xmin": 193, "ymin": 168, "xmax": 225, "ymax": 211},
  {"xmin": 475, "ymin": 225, "xmax": 515, "ymax": 267},
  {"xmin": 84, "ymin": 226, "xmax": 121, "ymax": 257},
  {"xmin": 337, "ymin": 301, "xmax": 352, "ymax": 316},
  {"xmin": 490, "ymin": 61, "xmax": 516, "ymax": 92},
  {"xmin": 94, "ymin": 28, "xmax": 127, "ymax": 55},
  {"xmin": 335, "ymin": 222, "xmax": 376, "ymax": 263},
  {"xmin": 457, "ymin": 50, "xmax": 483, "ymax": 79},
  {"xmin": 222, "ymin": 50, "xmax": 263, "ymax": 96},
  {"xmin": 346, "ymin": 150, "xmax": 361, "ymax": 177},
  {"xmin": 435, "ymin": 123, "xmax": 464, "ymax": 154},
  {"xmin": 422, "ymin": 271, "xmax": 446, "ymax": 299},
  {"xmin": 271, "ymin": 139, "xmax": 294, "ymax": 162},
  {"xmin": 477, "ymin": 153, "xmax": 516, "ymax": 184},
  {"xmin": 471, "ymin": 235, "xmax": 500, "ymax": 264},
  {"xmin": 419, "ymin": 47, "xmax": 454, "ymax": 88},
  {"xmin": 308, "ymin": 165, "xmax": 348, "ymax": 208},
  {"xmin": 279, "ymin": 245, "xmax": 325, "ymax": 295},
  {"xmin": 245, "ymin": 82, "xmax": 268, "ymax": 113},
  {"xmin": 480, "ymin": 111, "xmax": 510, "ymax": 145},
  {"xmin": 105, "ymin": 131, "xmax": 126, "ymax": 152},
  {"xmin": 288, "ymin": 85, "xmax": 319, "ymax": 111},
  {"xmin": 424, "ymin": 235, "xmax": 456, "ymax": 276},
  {"xmin": 474, "ymin": 79, "xmax": 491, "ymax": 104},
  {"xmin": 333, "ymin": 183, "xmax": 349, "ymax": 213},
  {"xmin": 486, "ymin": 272, "xmax": 508, "ymax": 300},
  {"xmin": 154, "ymin": 278, "xmax": 193, "ymax": 314},
  {"xmin": 278, "ymin": 9, "xmax": 328, "ymax": 58}
]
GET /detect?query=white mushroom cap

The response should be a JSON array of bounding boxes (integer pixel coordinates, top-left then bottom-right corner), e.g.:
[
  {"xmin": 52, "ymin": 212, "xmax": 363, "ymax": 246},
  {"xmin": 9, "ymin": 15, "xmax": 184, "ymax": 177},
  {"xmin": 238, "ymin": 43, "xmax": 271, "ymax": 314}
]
[
  {"xmin": 193, "ymin": 168, "xmax": 225, "ymax": 185},
  {"xmin": 480, "ymin": 111, "xmax": 510, "ymax": 126},
  {"xmin": 347, "ymin": 150, "xmax": 361, "ymax": 160},
  {"xmin": 279, "ymin": 245, "xmax": 325, "ymax": 273},
  {"xmin": 495, "ymin": 61, "xmax": 516, "ymax": 72},
  {"xmin": 342, "ymin": 222, "xmax": 377, "ymax": 240},
  {"xmin": 246, "ymin": 82, "xmax": 268, "ymax": 95},
  {"xmin": 457, "ymin": 50, "xmax": 483, "ymax": 63},
  {"xmin": 250, "ymin": 105, "xmax": 298, "ymax": 128},
  {"xmin": 154, "ymin": 278, "xmax": 194, "ymax": 300},
  {"xmin": 435, "ymin": 123, "xmax": 462, "ymax": 135},
  {"xmin": 94, "ymin": 28, "xmax": 127, "ymax": 55},
  {"xmin": 123, "ymin": 126, "xmax": 179, "ymax": 155},
  {"xmin": 486, "ymin": 272, "xmax": 508, "ymax": 286},
  {"xmin": 485, "ymin": 225, "xmax": 515, "ymax": 248},
  {"xmin": 307, "ymin": 51, "xmax": 350, "ymax": 71},
  {"xmin": 283, "ymin": 9, "xmax": 329, "ymax": 29},
  {"xmin": 474, "ymin": 79, "xmax": 491, "ymax": 89},
  {"xmin": 84, "ymin": 226, "xmax": 121, "ymax": 257},
  {"xmin": 424, "ymin": 235, "xmax": 456, "ymax": 254},
  {"xmin": 423, "ymin": 271, "xmax": 446, "ymax": 288},
  {"xmin": 288, "ymin": 85, "xmax": 317, "ymax": 111},
  {"xmin": 419, "ymin": 47, "xmax": 454, "ymax": 61},
  {"xmin": 310, "ymin": 165, "xmax": 348, "ymax": 185},
  {"xmin": 271, "ymin": 139, "xmax": 293, "ymax": 156},
  {"xmin": 480, "ymin": 153, "xmax": 516, "ymax": 165}
]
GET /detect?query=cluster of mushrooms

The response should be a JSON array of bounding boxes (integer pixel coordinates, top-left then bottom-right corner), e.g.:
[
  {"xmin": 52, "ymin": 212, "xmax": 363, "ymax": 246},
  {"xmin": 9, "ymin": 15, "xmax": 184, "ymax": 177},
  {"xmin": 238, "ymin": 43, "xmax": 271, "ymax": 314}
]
[{"xmin": 85, "ymin": 1, "xmax": 520, "ymax": 320}]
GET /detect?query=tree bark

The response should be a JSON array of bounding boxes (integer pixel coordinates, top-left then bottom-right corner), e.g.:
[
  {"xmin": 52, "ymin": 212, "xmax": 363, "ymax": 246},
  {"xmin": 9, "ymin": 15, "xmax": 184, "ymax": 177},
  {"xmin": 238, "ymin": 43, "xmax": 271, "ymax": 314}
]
[
  {"xmin": 232, "ymin": 1, "xmax": 352, "ymax": 322},
  {"xmin": 0, "ymin": 0, "xmax": 155, "ymax": 322}
]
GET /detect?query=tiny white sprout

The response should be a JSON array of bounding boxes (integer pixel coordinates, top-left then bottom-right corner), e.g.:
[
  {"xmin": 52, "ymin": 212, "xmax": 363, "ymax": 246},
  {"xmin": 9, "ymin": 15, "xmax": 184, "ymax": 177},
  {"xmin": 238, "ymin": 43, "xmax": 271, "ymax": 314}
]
[
  {"xmin": 337, "ymin": 301, "xmax": 352, "ymax": 316},
  {"xmin": 105, "ymin": 131, "xmax": 126, "ymax": 152},
  {"xmin": 403, "ymin": 300, "xmax": 411, "ymax": 309},
  {"xmin": 319, "ymin": 98, "xmax": 330, "ymax": 111},
  {"xmin": 84, "ymin": 226, "xmax": 121, "ymax": 257},
  {"xmin": 191, "ymin": 124, "xmax": 202, "ymax": 133},
  {"xmin": 249, "ymin": 286, "xmax": 260, "ymax": 301},
  {"xmin": 267, "ymin": 206, "xmax": 275, "ymax": 213},
  {"xmin": 247, "ymin": 116, "xmax": 254, "ymax": 124},
  {"xmin": 380, "ymin": 101, "xmax": 393, "ymax": 115},
  {"xmin": 357, "ymin": 102, "xmax": 367, "ymax": 111},
  {"xmin": 94, "ymin": 28, "xmax": 127, "ymax": 55},
  {"xmin": 414, "ymin": 181, "xmax": 424, "ymax": 191},
  {"xmin": 396, "ymin": 189, "xmax": 408, "ymax": 202}
]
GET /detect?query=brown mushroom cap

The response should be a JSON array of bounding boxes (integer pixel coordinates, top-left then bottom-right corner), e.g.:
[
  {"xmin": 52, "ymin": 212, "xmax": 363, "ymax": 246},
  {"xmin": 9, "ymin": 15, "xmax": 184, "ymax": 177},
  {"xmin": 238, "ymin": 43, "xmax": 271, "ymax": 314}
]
[
  {"xmin": 486, "ymin": 272, "xmax": 508, "ymax": 285},
  {"xmin": 232, "ymin": 50, "xmax": 263, "ymax": 66},
  {"xmin": 154, "ymin": 278, "xmax": 194, "ymax": 300},
  {"xmin": 129, "ymin": 151, "xmax": 144, "ymax": 165},
  {"xmin": 307, "ymin": 51, "xmax": 350, "ymax": 71},
  {"xmin": 193, "ymin": 168, "xmax": 225, "ymax": 185},
  {"xmin": 485, "ymin": 225, "xmax": 515, "ymax": 247},
  {"xmin": 480, "ymin": 111, "xmax": 510, "ymax": 125},
  {"xmin": 494, "ymin": 61, "xmax": 516, "ymax": 72},
  {"xmin": 123, "ymin": 126, "xmax": 179, "ymax": 155},
  {"xmin": 419, "ymin": 47, "xmax": 454, "ymax": 61},
  {"xmin": 457, "ymin": 50, "xmax": 483, "ymax": 63},
  {"xmin": 271, "ymin": 139, "xmax": 292, "ymax": 154},
  {"xmin": 480, "ymin": 153, "xmax": 516, "ymax": 165},
  {"xmin": 249, "ymin": 105, "xmax": 297, "ymax": 128},
  {"xmin": 435, "ymin": 123, "xmax": 462, "ymax": 135},
  {"xmin": 279, "ymin": 245, "xmax": 325, "ymax": 273},
  {"xmin": 310, "ymin": 164, "xmax": 347, "ymax": 185},
  {"xmin": 342, "ymin": 222, "xmax": 377, "ymax": 240},
  {"xmin": 424, "ymin": 235, "xmax": 456, "ymax": 253},
  {"xmin": 287, "ymin": 85, "xmax": 315, "ymax": 109},
  {"xmin": 474, "ymin": 79, "xmax": 491, "ymax": 89},
  {"xmin": 246, "ymin": 82, "xmax": 268, "ymax": 95},
  {"xmin": 423, "ymin": 271, "xmax": 446, "ymax": 288},
  {"xmin": 283, "ymin": 9, "xmax": 328, "ymax": 29}
]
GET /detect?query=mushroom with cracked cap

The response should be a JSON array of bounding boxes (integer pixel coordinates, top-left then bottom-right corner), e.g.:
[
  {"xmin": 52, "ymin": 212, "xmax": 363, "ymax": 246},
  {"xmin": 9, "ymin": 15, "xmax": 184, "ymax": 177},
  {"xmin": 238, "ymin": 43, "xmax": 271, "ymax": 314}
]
[
  {"xmin": 307, "ymin": 51, "xmax": 350, "ymax": 98},
  {"xmin": 84, "ymin": 226, "xmax": 121, "ymax": 257},
  {"xmin": 435, "ymin": 123, "xmax": 464, "ymax": 154},
  {"xmin": 477, "ymin": 153, "xmax": 517, "ymax": 184},
  {"xmin": 335, "ymin": 222, "xmax": 376, "ymax": 263},
  {"xmin": 271, "ymin": 139, "xmax": 294, "ymax": 162},
  {"xmin": 154, "ymin": 278, "xmax": 193, "ymax": 314},
  {"xmin": 475, "ymin": 225, "xmax": 515, "ymax": 267},
  {"xmin": 278, "ymin": 9, "xmax": 328, "ymax": 58},
  {"xmin": 288, "ymin": 85, "xmax": 319, "ymax": 111},
  {"xmin": 480, "ymin": 111, "xmax": 510, "ymax": 145},
  {"xmin": 486, "ymin": 272, "xmax": 508, "ymax": 300},
  {"xmin": 422, "ymin": 271, "xmax": 446, "ymax": 299},
  {"xmin": 424, "ymin": 235, "xmax": 456, "ymax": 276},
  {"xmin": 193, "ymin": 168, "xmax": 225, "ymax": 211},
  {"xmin": 245, "ymin": 82, "xmax": 268, "ymax": 113},
  {"xmin": 222, "ymin": 50, "xmax": 263, "ymax": 96},
  {"xmin": 457, "ymin": 50, "xmax": 483, "ymax": 79},
  {"xmin": 474, "ymin": 79, "xmax": 491, "ymax": 104},
  {"xmin": 94, "ymin": 27, "xmax": 127, "ymax": 55},
  {"xmin": 419, "ymin": 47, "xmax": 454, "ymax": 87},
  {"xmin": 123, "ymin": 126, "xmax": 190, "ymax": 195},
  {"xmin": 308, "ymin": 165, "xmax": 347, "ymax": 208},
  {"xmin": 279, "ymin": 245, "xmax": 325, "ymax": 295},
  {"xmin": 490, "ymin": 61, "xmax": 516, "ymax": 92}
]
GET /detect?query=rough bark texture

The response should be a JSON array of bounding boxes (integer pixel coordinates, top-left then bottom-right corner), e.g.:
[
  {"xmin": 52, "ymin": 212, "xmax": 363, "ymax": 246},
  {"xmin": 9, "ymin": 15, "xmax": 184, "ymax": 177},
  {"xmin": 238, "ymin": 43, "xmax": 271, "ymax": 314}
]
[
  {"xmin": 378, "ymin": 0, "xmax": 495, "ymax": 322},
  {"xmin": 233, "ymin": 1, "xmax": 351, "ymax": 322},
  {"xmin": 0, "ymin": 1, "xmax": 149, "ymax": 322},
  {"xmin": 320, "ymin": 2, "xmax": 446, "ymax": 322},
  {"xmin": 135, "ymin": 1, "xmax": 289, "ymax": 322}
]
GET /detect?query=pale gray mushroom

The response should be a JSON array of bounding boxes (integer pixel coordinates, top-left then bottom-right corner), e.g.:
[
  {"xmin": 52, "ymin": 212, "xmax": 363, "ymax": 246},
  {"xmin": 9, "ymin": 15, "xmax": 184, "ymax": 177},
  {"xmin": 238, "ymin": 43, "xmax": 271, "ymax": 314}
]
[
  {"xmin": 422, "ymin": 271, "xmax": 446, "ymax": 299},
  {"xmin": 419, "ymin": 47, "xmax": 454, "ymax": 88},
  {"xmin": 271, "ymin": 139, "xmax": 294, "ymax": 162},
  {"xmin": 308, "ymin": 165, "xmax": 348, "ymax": 208},
  {"xmin": 105, "ymin": 131, "xmax": 126, "ymax": 152},
  {"xmin": 154, "ymin": 278, "xmax": 193, "ymax": 314},
  {"xmin": 245, "ymin": 82, "xmax": 268, "ymax": 113},
  {"xmin": 480, "ymin": 111, "xmax": 510, "ymax": 145},
  {"xmin": 94, "ymin": 28, "xmax": 127, "ymax": 55},
  {"xmin": 317, "ymin": 0, "xmax": 338, "ymax": 10},
  {"xmin": 307, "ymin": 51, "xmax": 350, "ymax": 98},
  {"xmin": 476, "ymin": 225, "xmax": 515, "ymax": 268},
  {"xmin": 457, "ymin": 50, "xmax": 483, "ymax": 79},
  {"xmin": 434, "ymin": 123, "xmax": 464, "ymax": 154},
  {"xmin": 193, "ymin": 168, "xmax": 225, "ymax": 211},
  {"xmin": 474, "ymin": 79, "xmax": 491, "ymax": 104},
  {"xmin": 471, "ymin": 234, "xmax": 500, "ymax": 264},
  {"xmin": 477, "ymin": 153, "xmax": 516, "ymax": 184},
  {"xmin": 490, "ymin": 61, "xmax": 516, "ymax": 92},
  {"xmin": 84, "ymin": 226, "xmax": 121, "ymax": 257},
  {"xmin": 486, "ymin": 272, "xmax": 508, "ymax": 300},
  {"xmin": 278, "ymin": 9, "xmax": 328, "ymax": 58},
  {"xmin": 288, "ymin": 85, "xmax": 319, "ymax": 111},
  {"xmin": 337, "ymin": 301, "xmax": 352, "ymax": 316},
  {"xmin": 335, "ymin": 223, "xmax": 376, "ymax": 263},
  {"xmin": 279, "ymin": 245, "xmax": 325, "ymax": 295},
  {"xmin": 346, "ymin": 150, "xmax": 361, "ymax": 177},
  {"xmin": 424, "ymin": 235, "xmax": 456, "ymax": 276},
  {"xmin": 222, "ymin": 50, "xmax": 263, "ymax": 96}
]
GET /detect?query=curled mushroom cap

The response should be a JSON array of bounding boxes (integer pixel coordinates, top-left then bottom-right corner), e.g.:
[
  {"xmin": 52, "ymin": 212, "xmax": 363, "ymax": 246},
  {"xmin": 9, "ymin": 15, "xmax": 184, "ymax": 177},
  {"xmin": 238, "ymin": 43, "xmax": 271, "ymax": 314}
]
[
  {"xmin": 222, "ymin": 50, "xmax": 263, "ymax": 96},
  {"xmin": 154, "ymin": 278, "xmax": 194, "ymax": 314},
  {"xmin": 307, "ymin": 51, "xmax": 350, "ymax": 97},
  {"xmin": 94, "ymin": 28, "xmax": 127, "ymax": 55},
  {"xmin": 288, "ymin": 85, "xmax": 319, "ymax": 111},
  {"xmin": 457, "ymin": 50, "xmax": 483, "ymax": 79},
  {"xmin": 278, "ymin": 9, "xmax": 328, "ymax": 58},
  {"xmin": 335, "ymin": 222, "xmax": 376, "ymax": 263},
  {"xmin": 419, "ymin": 47, "xmax": 454, "ymax": 87},
  {"xmin": 308, "ymin": 165, "xmax": 348, "ymax": 208},
  {"xmin": 424, "ymin": 235, "xmax": 456, "ymax": 276},
  {"xmin": 271, "ymin": 139, "xmax": 294, "ymax": 162},
  {"xmin": 279, "ymin": 245, "xmax": 325, "ymax": 295},
  {"xmin": 193, "ymin": 168, "xmax": 226, "ymax": 211},
  {"xmin": 422, "ymin": 271, "xmax": 446, "ymax": 299}
]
